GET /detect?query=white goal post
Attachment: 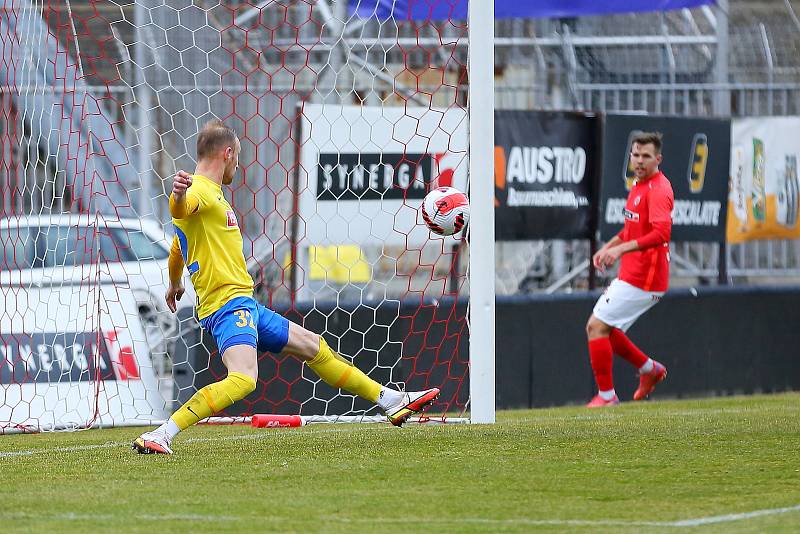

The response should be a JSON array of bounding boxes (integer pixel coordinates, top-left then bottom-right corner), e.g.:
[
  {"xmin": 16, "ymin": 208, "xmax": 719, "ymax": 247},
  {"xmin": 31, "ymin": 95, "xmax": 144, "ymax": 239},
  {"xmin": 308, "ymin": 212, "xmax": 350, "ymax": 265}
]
[{"xmin": 468, "ymin": 0, "xmax": 497, "ymax": 424}]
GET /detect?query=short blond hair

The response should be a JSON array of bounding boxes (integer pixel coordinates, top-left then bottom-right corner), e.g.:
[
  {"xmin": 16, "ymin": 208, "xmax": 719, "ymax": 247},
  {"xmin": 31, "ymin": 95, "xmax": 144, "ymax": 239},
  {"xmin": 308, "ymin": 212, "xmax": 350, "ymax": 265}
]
[{"xmin": 197, "ymin": 119, "xmax": 237, "ymax": 160}]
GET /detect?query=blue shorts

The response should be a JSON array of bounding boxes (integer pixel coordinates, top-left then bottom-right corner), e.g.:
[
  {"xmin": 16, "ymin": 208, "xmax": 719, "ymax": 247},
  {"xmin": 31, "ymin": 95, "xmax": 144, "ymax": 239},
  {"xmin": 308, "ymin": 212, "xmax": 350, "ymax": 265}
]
[{"xmin": 199, "ymin": 296, "xmax": 290, "ymax": 356}]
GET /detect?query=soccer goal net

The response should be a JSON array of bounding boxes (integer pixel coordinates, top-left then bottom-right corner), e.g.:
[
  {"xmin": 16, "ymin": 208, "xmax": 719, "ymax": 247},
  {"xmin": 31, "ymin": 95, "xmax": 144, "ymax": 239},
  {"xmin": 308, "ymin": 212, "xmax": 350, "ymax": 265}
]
[{"xmin": 0, "ymin": 0, "xmax": 494, "ymax": 432}]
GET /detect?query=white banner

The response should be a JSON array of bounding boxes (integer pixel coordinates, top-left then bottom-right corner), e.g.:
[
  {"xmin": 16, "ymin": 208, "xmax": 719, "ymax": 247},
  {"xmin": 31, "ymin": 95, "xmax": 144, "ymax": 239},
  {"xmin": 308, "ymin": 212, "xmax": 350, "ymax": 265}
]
[
  {"xmin": 728, "ymin": 117, "xmax": 800, "ymax": 242},
  {"xmin": 299, "ymin": 104, "xmax": 468, "ymax": 247},
  {"xmin": 0, "ymin": 282, "xmax": 168, "ymax": 430}
]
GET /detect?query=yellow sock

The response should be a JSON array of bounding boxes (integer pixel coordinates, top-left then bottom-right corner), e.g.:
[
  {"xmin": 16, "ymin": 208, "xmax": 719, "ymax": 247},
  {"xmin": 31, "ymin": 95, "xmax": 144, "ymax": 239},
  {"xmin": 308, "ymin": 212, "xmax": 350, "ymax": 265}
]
[
  {"xmin": 171, "ymin": 372, "xmax": 257, "ymax": 430},
  {"xmin": 307, "ymin": 337, "xmax": 381, "ymax": 403}
]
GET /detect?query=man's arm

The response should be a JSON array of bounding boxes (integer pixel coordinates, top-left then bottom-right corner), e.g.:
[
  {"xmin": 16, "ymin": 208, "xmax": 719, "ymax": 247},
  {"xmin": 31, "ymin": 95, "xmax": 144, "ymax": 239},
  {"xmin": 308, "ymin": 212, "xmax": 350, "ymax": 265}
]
[
  {"xmin": 634, "ymin": 221, "xmax": 671, "ymax": 250},
  {"xmin": 594, "ymin": 238, "xmax": 637, "ymax": 272},
  {"xmin": 169, "ymin": 170, "xmax": 201, "ymax": 219},
  {"xmin": 165, "ymin": 236, "xmax": 186, "ymax": 313},
  {"xmin": 596, "ymin": 224, "xmax": 672, "ymax": 271},
  {"xmin": 596, "ymin": 189, "xmax": 673, "ymax": 271},
  {"xmin": 592, "ymin": 233, "xmax": 624, "ymax": 270},
  {"xmin": 605, "ymin": 233, "xmax": 624, "ymax": 249},
  {"xmin": 167, "ymin": 235, "xmax": 184, "ymax": 286},
  {"xmin": 637, "ymin": 186, "xmax": 673, "ymax": 249}
]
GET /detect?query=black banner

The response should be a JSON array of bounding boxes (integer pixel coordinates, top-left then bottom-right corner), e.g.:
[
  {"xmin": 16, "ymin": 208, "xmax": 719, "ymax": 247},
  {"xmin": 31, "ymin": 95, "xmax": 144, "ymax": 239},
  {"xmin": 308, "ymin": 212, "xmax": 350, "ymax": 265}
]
[
  {"xmin": 317, "ymin": 153, "xmax": 432, "ymax": 201},
  {"xmin": 599, "ymin": 115, "xmax": 730, "ymax": 242},
  {"xmin": 494, "ymin": 110, "xmax": 599, "ymax": 240},
  {"xmin": 0, "ymin": 332, "xmax": 116, "ymax": 384}
]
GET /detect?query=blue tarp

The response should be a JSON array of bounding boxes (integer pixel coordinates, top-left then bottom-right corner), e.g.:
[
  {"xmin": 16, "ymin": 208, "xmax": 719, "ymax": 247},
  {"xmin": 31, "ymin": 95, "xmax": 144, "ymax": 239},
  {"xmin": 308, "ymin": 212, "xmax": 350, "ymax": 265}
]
[{"xmin": 350, "ymin": 0, "xmax": 716, "ymax": 20}]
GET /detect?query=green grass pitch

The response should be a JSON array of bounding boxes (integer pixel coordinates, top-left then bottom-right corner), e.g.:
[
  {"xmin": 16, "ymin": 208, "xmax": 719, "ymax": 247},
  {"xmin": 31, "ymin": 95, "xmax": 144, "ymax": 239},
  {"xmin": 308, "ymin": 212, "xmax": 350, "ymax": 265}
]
[{"xmin": 1, "ymin": 393, "xmax": 799, "ymax": 533}]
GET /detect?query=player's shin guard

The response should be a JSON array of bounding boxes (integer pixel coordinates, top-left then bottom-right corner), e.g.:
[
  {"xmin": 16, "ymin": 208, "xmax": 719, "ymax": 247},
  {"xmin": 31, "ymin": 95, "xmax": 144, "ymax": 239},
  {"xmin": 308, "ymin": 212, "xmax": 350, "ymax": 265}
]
[
  {"xmin": 588, "ymin": 337, "xmax": 614, "ymax": 392},
  {"xmin": 609, "ymin": 328, "xmax": 649, "ymax": 368},
  {"xmin": 171, "ymin": 372, "xmax": 257, "ymax": 430},
  {"xmin": 307, "ymin": 337, "xmax": 381, "ymax": 403}
]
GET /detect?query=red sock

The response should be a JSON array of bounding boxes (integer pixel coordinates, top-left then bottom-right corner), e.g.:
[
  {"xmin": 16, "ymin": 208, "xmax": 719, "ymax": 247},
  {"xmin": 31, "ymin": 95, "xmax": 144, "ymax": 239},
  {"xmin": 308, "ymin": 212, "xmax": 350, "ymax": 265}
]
[
  {"xmin": 588, "ymin": 337, "xmax": 614, "ymax": 392},
  {"xmin": 609, "ymin": 328, "xmax": 648, "ymax": 368}
]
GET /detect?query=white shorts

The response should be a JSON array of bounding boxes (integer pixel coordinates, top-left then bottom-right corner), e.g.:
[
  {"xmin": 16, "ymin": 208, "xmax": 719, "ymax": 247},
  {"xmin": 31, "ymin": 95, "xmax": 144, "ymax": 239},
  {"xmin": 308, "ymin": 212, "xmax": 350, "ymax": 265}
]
[{"xmin": 592, "ymin": 278, "xmax": 664, "ymax": 332}]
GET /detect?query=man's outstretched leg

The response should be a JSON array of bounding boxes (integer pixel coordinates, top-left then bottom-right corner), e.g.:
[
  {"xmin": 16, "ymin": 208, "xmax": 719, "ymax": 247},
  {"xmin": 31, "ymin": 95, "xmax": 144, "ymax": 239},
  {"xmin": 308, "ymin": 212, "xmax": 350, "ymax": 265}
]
[
  {"xmin": 303, "ymin": 335, "xmax": 439, "ymax": 427},
  {"xmin": 284, "ymin": 322, "xmax": 439, "ymax": 426},
  {"xmin": 608, "ymin": 328, "xmax": 667, "ymax": 400},
  {"xmin": 133, "ymin": 345, "xmax": 257, "ymax": 454}
]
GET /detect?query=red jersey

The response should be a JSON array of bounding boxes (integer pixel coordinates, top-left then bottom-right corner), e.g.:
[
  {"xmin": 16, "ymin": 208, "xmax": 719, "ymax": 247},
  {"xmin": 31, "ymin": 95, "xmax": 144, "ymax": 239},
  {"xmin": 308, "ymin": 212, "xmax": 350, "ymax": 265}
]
[{"xmin": 618, "ymin": 171, "xmax": 674, "ymax": 292}]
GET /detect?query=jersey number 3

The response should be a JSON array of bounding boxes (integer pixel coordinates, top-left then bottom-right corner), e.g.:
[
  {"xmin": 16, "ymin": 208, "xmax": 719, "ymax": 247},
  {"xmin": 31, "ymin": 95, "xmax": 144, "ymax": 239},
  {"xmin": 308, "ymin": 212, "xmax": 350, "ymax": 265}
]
[{"xmin": 234, "ymin": 310, "xmax": 255, "ymax": 328}]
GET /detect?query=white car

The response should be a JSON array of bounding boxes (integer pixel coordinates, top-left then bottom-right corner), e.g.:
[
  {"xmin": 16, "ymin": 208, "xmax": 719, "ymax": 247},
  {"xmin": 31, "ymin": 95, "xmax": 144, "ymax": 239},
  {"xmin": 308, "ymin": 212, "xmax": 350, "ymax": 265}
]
[{"xmin": 0, "ymin": 215, "xmax": 196, "ymax": 366}]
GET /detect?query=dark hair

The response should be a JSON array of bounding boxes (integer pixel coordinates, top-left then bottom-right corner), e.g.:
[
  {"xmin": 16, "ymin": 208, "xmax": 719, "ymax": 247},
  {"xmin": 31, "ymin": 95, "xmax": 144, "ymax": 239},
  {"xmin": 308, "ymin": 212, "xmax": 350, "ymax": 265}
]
[
  {"xmin": 631, "ymin": 131, "xmax": 663, "ymax": 154},
  {"xmin": 197, "ymin": 119, "xmax": 238, "ymax": 160}
]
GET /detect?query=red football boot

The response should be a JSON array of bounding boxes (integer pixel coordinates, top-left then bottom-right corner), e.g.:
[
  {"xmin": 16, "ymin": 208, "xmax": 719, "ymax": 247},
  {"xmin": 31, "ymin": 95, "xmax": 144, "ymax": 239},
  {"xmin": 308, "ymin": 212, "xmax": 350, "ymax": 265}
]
[
  {"xmin": 633, "ymin": 361, "xmax": 667, "ymax": 401},
  {"xmin": 586, "ymin": 394, "xmax": 620, "ymax": 408}
]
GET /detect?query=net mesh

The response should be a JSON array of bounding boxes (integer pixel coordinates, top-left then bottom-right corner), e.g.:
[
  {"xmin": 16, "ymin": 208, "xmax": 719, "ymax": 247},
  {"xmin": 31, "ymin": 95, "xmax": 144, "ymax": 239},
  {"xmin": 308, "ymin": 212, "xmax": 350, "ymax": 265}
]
[{"xmin": 0, "ymin": 0, "xmax": 472, "ymax": 431}]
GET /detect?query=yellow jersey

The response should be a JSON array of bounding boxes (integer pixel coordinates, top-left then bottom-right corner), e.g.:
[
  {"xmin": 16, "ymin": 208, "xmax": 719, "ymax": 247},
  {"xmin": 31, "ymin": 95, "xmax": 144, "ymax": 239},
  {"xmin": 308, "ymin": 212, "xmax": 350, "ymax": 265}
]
[{"xmin": 169, "ymin": 174, "xmax": 253, "ymax": 319}]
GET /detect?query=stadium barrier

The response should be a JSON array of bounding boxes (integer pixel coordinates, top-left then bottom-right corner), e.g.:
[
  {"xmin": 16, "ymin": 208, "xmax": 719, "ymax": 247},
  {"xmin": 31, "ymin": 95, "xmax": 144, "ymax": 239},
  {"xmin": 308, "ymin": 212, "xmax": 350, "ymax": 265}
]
[{"xmin": 174, "ymin": 286, "xmax": 800, "ymax": 413}]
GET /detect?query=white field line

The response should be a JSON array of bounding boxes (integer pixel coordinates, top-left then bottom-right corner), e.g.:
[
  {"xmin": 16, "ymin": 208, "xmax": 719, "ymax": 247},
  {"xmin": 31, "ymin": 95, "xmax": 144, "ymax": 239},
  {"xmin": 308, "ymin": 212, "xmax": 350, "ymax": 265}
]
[
  {"xmin": 1, "ymin": 505, "xmax": 799, "ymax": 528},
  {"xmin": 0, "ymin": 442, "xmax": 126, "ymax": 458},
  {"xmin": 0, "ymin": 512, "xmax": 241, "ymax": 523},
  {"xmin": 667, "ymin": 504, "xmax": 800, "ymax": 527},
  {"xmin": 0, "ymin": 425, "xmax": 392, "ymax": 458},
  {"xmin": 326, "ymin": 504, "xmax": 800, "ymax": 527}
]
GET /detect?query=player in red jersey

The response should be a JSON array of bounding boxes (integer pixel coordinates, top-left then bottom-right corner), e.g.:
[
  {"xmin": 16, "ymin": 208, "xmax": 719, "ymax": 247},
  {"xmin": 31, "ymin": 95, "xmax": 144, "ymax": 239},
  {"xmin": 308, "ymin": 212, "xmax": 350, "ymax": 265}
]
[{"xmin": 585, "ymin": 132, "xmax": 674, "ymax": 407}]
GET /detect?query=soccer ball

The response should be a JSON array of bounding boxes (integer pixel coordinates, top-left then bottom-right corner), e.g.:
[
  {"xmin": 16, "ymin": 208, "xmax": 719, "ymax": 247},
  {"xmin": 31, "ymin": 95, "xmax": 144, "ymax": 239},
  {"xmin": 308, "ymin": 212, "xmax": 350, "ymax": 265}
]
[{"xmin": 421, "ymin": 186, "xmax": 470, "ymax": 236}]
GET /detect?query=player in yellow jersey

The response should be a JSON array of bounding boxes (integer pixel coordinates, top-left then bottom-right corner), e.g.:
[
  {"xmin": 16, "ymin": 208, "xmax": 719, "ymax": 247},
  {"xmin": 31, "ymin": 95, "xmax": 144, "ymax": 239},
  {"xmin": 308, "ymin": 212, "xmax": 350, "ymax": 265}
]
[{"xmin": 133, "ymin": 120, "xmax": 438, "ymax": 454}]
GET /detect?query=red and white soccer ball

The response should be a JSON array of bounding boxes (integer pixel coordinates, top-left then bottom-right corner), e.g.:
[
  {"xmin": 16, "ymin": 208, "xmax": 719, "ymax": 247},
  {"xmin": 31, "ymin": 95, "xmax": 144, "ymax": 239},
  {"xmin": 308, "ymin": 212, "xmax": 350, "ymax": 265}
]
[{"xmin": 421, "ymin": 186, "xmax": 470, "ymax": 236}]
